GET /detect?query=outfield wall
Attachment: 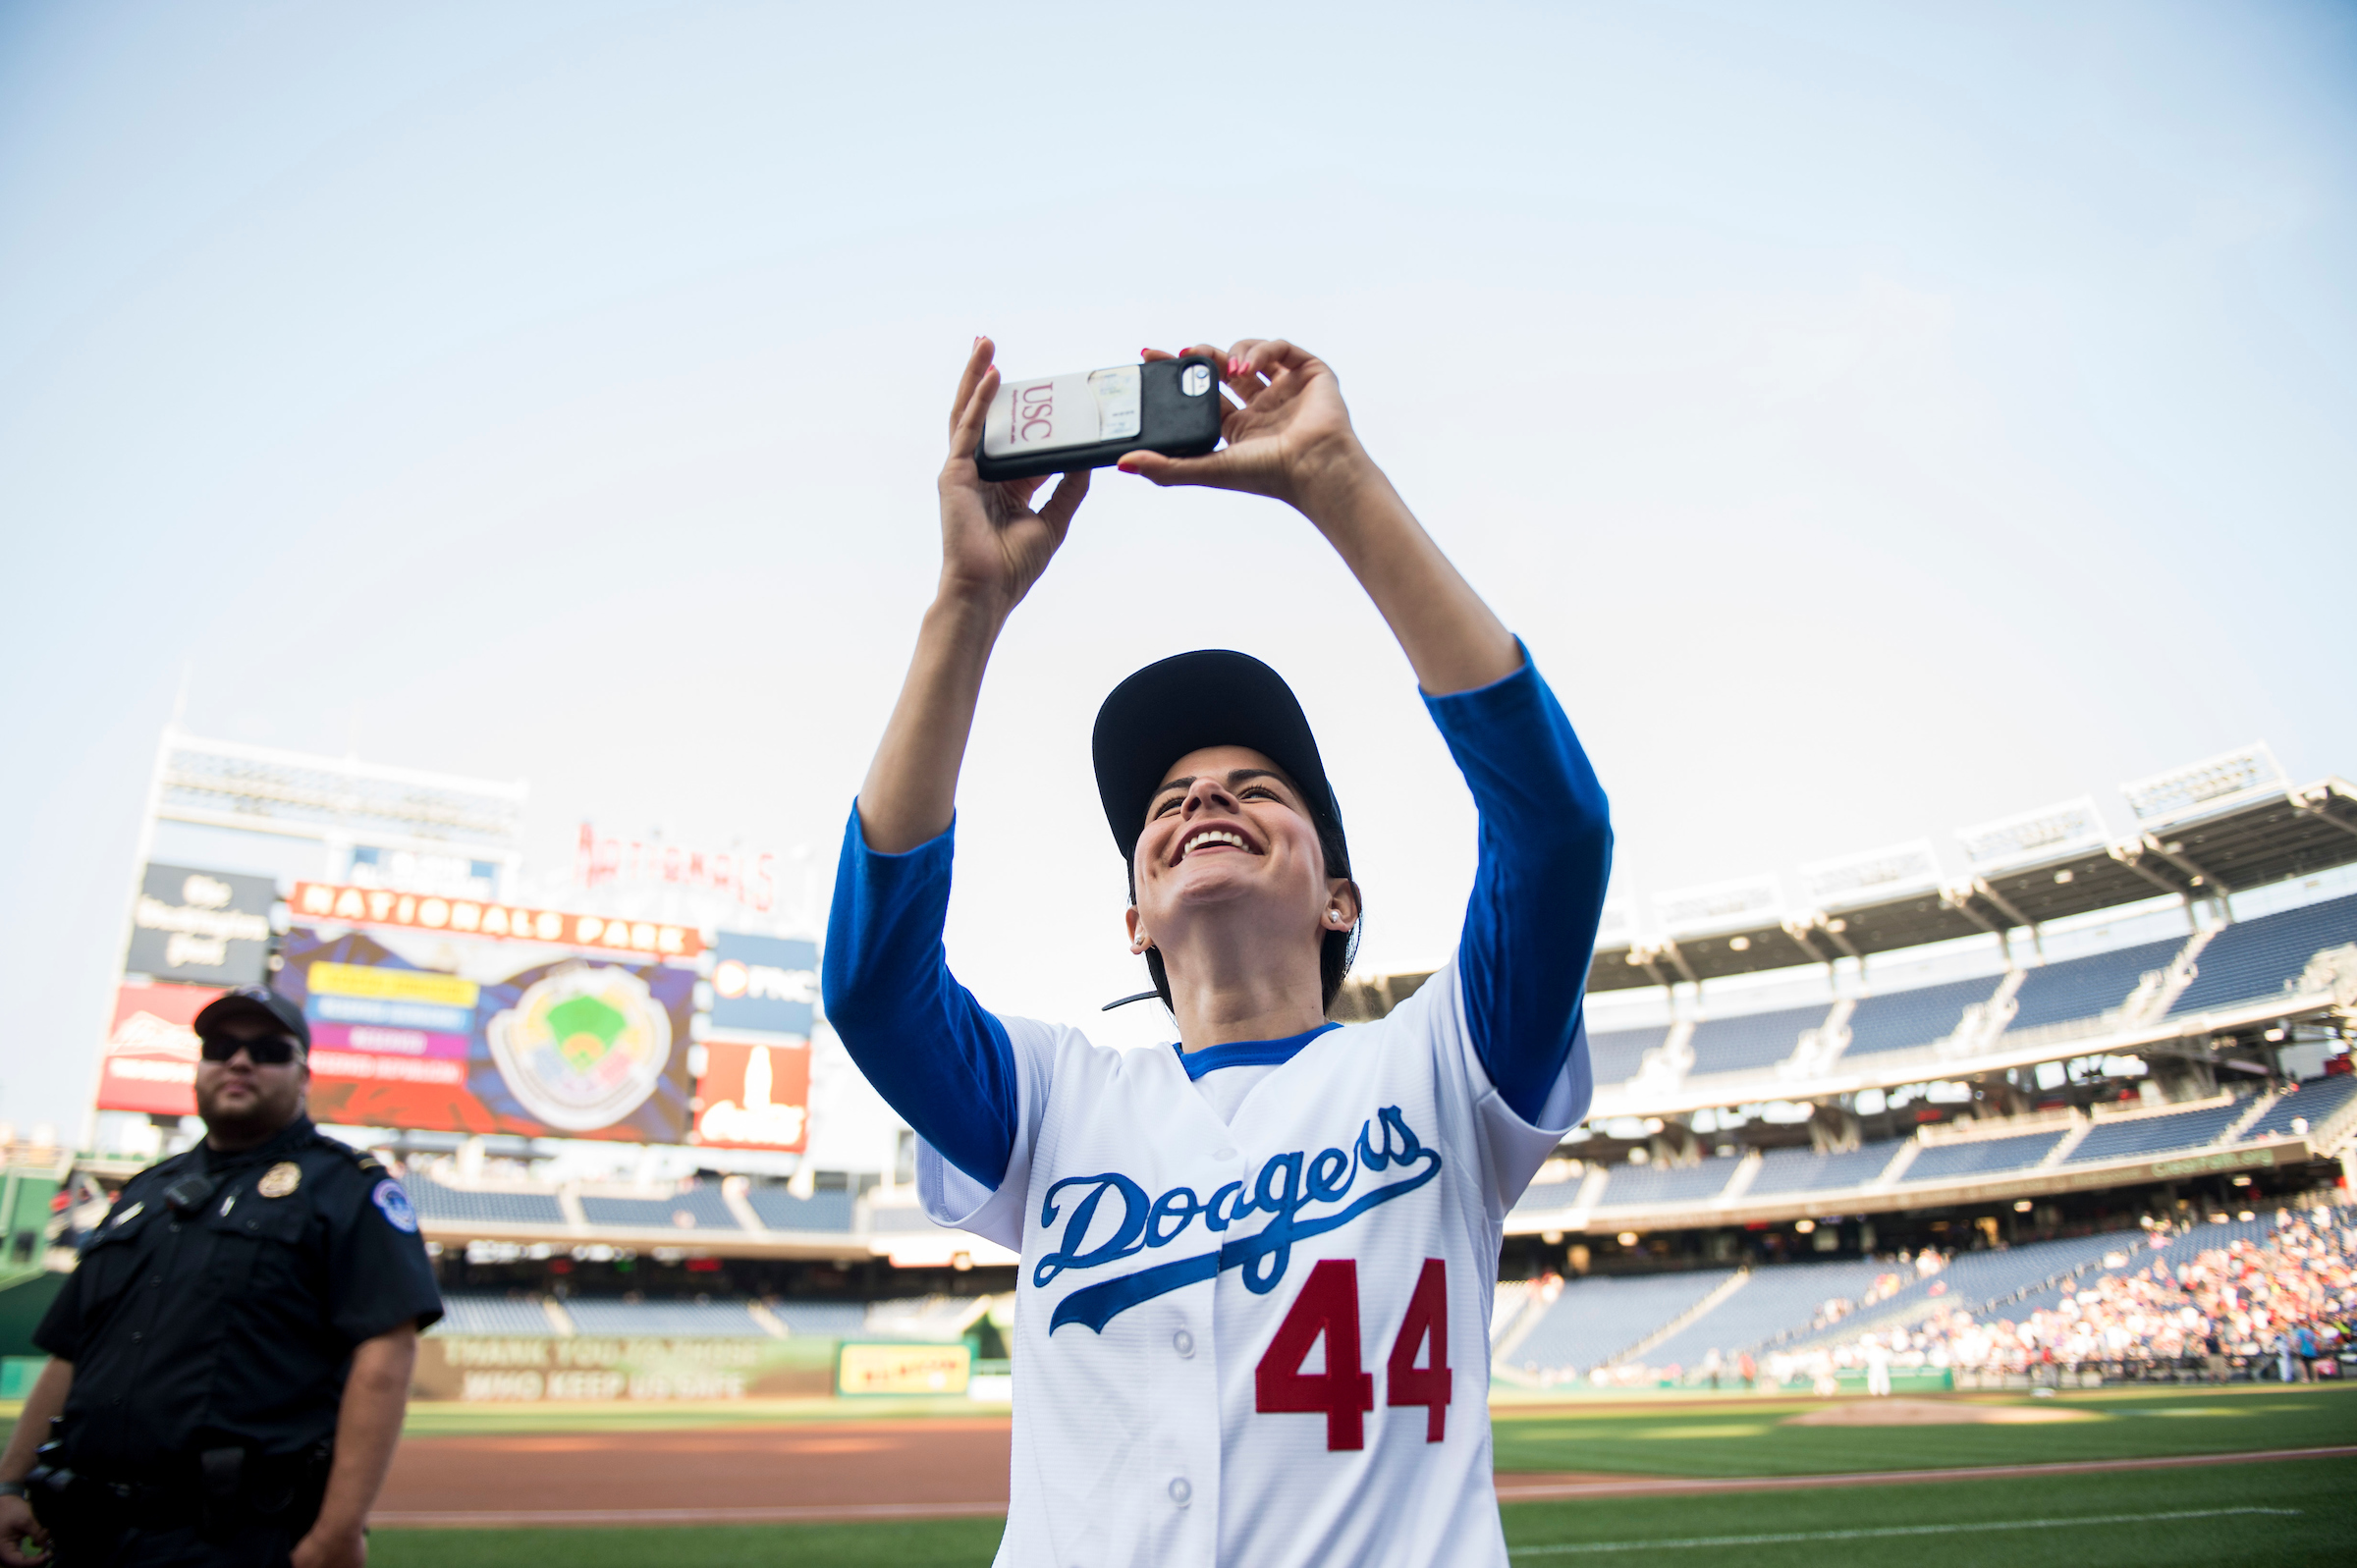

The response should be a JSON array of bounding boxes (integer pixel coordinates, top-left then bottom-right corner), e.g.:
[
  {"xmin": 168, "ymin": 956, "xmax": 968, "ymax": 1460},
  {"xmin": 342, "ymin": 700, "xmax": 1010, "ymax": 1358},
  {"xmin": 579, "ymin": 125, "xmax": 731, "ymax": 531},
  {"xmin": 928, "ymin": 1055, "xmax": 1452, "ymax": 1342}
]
[
  {"xmin": 414, "ymin": 1334, "xmax": 840, "ymax": 1401},
  {"xmin": 411, "ymin": 1334, "xmax": 974, "ymax": 1402}
]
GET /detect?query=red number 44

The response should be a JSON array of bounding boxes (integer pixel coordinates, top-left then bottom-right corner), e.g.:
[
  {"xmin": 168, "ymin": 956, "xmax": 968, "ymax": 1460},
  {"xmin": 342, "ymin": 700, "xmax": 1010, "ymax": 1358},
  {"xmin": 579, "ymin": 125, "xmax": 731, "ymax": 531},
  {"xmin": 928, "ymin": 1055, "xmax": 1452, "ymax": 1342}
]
[{"xmin": 1254, "ymin": 1259, "xmax": 1452, "ymax": 1451}]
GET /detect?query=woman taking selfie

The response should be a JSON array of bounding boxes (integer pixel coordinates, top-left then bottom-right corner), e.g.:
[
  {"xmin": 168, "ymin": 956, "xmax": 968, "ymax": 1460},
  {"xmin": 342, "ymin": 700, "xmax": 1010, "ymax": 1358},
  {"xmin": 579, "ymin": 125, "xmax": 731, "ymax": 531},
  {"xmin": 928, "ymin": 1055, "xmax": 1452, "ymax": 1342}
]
[{"xmin": 825, "ymin": 335, "xmax": 1610, "ymax": 1567}]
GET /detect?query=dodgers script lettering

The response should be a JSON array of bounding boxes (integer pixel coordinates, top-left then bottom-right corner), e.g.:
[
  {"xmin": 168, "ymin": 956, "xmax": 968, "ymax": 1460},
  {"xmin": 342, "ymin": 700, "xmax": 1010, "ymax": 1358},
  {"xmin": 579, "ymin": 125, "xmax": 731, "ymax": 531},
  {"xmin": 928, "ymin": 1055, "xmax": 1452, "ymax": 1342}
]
[{"xmin": 1034, "ymin": 1106, "xmax": 1443, "ymax": 1333}]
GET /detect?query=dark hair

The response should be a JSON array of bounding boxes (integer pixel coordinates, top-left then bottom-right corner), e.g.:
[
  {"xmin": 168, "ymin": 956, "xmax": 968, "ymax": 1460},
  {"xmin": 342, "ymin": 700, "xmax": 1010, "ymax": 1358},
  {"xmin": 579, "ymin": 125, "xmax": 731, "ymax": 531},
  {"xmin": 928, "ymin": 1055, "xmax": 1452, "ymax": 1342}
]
[{"xmin": 1128, "ymin": 810, "xmax": 1359, "ymax": 1017}]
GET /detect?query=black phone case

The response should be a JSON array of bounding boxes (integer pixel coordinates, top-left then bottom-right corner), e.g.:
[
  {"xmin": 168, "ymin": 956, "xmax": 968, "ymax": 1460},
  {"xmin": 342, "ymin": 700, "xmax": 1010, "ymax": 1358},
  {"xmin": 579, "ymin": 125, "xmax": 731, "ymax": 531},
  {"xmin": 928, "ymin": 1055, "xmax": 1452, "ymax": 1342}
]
[{"xmin": 974, "ymin": 354, "xmax": 1224, "ymax": 481}]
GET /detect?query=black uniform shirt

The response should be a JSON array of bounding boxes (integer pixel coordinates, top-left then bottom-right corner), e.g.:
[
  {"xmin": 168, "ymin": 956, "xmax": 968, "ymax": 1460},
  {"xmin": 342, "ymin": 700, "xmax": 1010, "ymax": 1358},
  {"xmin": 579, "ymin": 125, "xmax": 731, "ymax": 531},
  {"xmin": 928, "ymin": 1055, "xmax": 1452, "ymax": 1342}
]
[{"xmin": 33, "ymin": 1116, "xmax": 444, "ymax": 1476}]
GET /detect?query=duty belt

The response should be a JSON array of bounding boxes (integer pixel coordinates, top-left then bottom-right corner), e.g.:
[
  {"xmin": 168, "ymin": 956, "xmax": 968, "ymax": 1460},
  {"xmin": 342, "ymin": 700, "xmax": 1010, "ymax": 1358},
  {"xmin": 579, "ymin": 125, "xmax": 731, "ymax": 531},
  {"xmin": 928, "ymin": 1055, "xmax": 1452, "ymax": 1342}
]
[{"xmin": 29, "ymin": 1439, "xmax": 331, "ymax": 1538}]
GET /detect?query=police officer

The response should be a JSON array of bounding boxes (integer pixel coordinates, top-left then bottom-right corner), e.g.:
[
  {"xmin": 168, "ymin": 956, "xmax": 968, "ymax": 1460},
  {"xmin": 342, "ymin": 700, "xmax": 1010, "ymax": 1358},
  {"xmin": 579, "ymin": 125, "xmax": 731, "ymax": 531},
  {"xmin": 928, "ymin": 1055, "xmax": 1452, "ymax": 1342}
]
[{"xmin": 0, "ymin": 987, "xmax": 443, "ymax": 1567}]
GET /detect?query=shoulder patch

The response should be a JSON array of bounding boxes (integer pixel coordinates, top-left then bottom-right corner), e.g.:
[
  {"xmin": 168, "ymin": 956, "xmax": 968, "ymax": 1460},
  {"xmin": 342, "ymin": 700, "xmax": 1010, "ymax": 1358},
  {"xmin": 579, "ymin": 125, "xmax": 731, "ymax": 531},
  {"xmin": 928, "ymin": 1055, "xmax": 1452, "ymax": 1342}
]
[
  {"xmin": 371, "ymin": 1179, "xmax": 419, "ymax": 1233},
  {"xmin": 310, "ymin": 1131, "xmax": 388, "ymax": 1175}
]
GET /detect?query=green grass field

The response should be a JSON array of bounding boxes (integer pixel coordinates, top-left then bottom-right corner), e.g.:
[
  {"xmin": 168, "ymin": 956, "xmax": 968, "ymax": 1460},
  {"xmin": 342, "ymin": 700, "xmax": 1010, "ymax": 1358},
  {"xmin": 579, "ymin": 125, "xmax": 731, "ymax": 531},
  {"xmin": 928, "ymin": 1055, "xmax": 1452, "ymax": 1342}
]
[
  {"xmin": 358, "ymin": 1384, "xmax": 2357, "ymax": 1567},
  {"xmin": 369, "ymin": 1455, "xmax": 2357, "ymax": 1567},
  {"xmin": 1488, "ymin": 1380, "xmax": 2357, "ymax": 1475},
  {"xmin": 12, "ymin": 1383, "xmax": 2353, "ymax": 1564}
]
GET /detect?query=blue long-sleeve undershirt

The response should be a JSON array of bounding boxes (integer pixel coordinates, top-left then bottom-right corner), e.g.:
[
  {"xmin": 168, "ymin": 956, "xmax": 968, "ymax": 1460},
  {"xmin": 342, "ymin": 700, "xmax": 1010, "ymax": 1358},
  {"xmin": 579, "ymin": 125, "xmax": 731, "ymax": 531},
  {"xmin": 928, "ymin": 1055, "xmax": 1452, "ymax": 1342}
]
[{"xmin": 821, "ymin": 652, "xmax": 1612, "ymax": 1189}]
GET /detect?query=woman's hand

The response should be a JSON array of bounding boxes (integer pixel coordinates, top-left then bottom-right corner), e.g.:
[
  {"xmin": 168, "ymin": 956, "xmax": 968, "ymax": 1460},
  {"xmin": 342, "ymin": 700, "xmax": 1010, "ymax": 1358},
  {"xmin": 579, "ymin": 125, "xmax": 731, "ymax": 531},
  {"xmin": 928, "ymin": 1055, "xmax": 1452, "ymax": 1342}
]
[
  {"xmin": 1116, "ymin": 339, "xmax": 1371, "ymax": 514},
  {"xmin": 1124, "ymin": 336, "xmax": 1519, "ymax": 695},
  {"xmin": 938, "ymin": 337, "xmax": 1089, "ymax": 619}
]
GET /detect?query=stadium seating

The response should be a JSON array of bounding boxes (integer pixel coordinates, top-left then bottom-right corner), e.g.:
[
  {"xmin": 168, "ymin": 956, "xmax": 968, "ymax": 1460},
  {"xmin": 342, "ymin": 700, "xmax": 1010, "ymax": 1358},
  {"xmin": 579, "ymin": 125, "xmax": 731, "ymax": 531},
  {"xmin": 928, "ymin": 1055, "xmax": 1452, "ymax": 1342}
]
[
  {"xmin": 1937, "ymin": 1231, "xmax": 2137, "ymax": 1309},
  {"xmin": 2155, "ymin": 1214, "xmax": 2281, "ymax": 1265},
  {"xmin": 2238, "ymin": 1074, "xmax": 2357, "ymax": 1140},
  {"xmin": 1490, "ymin": 1279, "xmax": 1534, "ymax": 1344},
  {"xmin": 577, "ymin": 1186, "xmax": 742, "ymax": 1231},
  {"xmin": 1745, "ymin": 1141, "xmax": 1902, "ymax": 1196},
  {"xmin": 1760, "ymin": 1231, "xmax": 2158, "ymax": 1351},
  {"xmin": 1644, "ymin": 1258, "xmax": 1894, "ymax": 1369},
  {"xmin": 768, "ymin": 1299, "xmax": 873, "ymax": 1336},
  {"xmin": 2000, "ymin": 1238, "xmax": 2177, "ymax": 1318},
  {"xmin": 1842, "ymin": 974, "xmax": 2005, "ymax": 1057},
  {"xmin": 2064, "ymin": 1100, "xmax": 2249, "ymax": 1164},
  {"xmin": 1508, "ymin": 1271, "xmax": 1736, "ymax": 1373},
  {"xmin": 1515, "ymin": 1176, "xmax": 1586, "ymax": 1212},
  {"xmin": 407, "ymin": 1184, "xmax": 566, "ymax": 1226},
  {"xmin": 864, "ymin": 1295, "xmax": 985, "ymax": 1340},
  {"xmin": 2003, "ymin": 937, "xmax": 2188, "ymax": 1034},
  {"xmin": 743, "ymin": 1187, "xmax": 857, "ymax": 1232},
  {"xmin": 1593, "ymin": 1159, "xmax": 1739, "ymax": 1209},
  {"xmin": 432, "ymin": 1294, "xmax": 559, "ymax": 1335},
  {"xmin": 2170, "ymin": 892, "xmax": 2357, "ymax": 1016},
  {"xmin": 867, "ymin": 1205, "xmax": 952, "ymax": 1235},
  {"xmin": 429, "ymin": 1292, "xmax": 1019, "ymax": 1342},
  {"xmin": 563, "ymin": 1298, "xmax": 772, "ymax": 1337},
  {"xmin": 1587, "ymin": 1025, "xmax": 1669, "ymax": 1086},
  {"xmin": 1685, "ymin": 1003, "xmax": 1833, "ymax": 1077},
  {"xmin": 1902, "ymin": 1129, "xmax": 2066, "ymax": 1182}
]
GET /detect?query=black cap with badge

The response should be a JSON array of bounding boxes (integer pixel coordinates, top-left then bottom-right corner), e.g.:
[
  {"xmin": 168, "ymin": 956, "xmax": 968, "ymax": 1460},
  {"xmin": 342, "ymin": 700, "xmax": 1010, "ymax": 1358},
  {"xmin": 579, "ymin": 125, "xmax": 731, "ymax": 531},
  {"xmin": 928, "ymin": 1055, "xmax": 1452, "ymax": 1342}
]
[
  {"xmin": 192, "ymin": 986, "xmax": 311, "ymax": 1054},
  {"xmin": 1091, "ymin": 649, "xmax": 1356, "ymax": 1012},
  {"xmin": 1091, "ymin": 649, "xmax": 1349, "ymax": 874}
]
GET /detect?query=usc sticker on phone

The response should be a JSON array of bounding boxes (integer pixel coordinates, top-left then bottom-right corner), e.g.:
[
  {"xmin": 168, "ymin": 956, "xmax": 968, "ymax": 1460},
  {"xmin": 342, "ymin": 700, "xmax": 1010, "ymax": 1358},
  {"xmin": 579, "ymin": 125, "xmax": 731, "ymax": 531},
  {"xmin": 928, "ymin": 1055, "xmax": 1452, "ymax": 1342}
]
[{"xmin": 982, "ymin": 366, "xmax": 1141, "ymax": 458}]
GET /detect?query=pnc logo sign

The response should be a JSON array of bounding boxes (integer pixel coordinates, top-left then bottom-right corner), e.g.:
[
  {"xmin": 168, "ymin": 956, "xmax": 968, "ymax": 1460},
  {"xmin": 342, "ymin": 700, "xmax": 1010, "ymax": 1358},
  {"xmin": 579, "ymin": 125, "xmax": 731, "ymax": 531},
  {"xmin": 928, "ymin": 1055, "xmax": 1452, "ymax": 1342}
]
[
  {"xmin": 711, "ymin": 960, "xmax": 815, "ymax": 1003},
  {"xmin": 707, "ymin": 933, "xmax": 819, "ymax": 1037}
]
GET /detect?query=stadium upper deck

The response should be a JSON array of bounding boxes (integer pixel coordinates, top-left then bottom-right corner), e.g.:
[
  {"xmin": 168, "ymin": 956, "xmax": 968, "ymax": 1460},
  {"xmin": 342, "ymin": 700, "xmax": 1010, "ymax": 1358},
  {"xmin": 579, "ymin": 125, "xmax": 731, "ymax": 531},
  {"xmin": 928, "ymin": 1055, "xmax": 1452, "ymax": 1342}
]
[
  {"xmin": 1318, "ymin": 746, "xmax": 2357, "ymax": 1243},
  {"xmin": 1331, "ymin": 749, "xmax": 2357, "ymax": 1115},
  {"xmin": 1559, "ymin": 747, "xmax": 2357, "ymax": 998}
]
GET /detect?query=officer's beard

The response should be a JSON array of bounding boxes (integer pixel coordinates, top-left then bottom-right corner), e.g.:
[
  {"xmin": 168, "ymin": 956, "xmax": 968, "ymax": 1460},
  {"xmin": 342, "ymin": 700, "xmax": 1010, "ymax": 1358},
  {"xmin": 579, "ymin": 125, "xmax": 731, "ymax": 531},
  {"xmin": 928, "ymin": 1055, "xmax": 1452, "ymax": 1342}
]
[{"xmin": 196, "ymin": 1067, "xmax": 309, "ymax": 1153}]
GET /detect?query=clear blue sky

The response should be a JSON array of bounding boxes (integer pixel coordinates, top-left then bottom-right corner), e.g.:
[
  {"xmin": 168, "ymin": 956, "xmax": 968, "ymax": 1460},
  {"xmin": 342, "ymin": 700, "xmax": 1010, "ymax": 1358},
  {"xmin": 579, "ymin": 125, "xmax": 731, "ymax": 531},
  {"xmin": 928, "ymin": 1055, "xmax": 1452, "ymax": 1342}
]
[{"xmin": 3, "ymin": 1, "xmax": 2352, "ymax": 1134}]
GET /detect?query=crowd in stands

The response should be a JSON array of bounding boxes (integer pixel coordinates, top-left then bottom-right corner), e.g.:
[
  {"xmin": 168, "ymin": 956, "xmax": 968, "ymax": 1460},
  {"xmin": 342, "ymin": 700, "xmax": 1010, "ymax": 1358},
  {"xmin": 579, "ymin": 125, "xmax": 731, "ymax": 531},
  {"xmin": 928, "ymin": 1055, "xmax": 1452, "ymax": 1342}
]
[{"xmin": 1758, "ymin": 1209, "xmax": 2355, "ymax": 1388}]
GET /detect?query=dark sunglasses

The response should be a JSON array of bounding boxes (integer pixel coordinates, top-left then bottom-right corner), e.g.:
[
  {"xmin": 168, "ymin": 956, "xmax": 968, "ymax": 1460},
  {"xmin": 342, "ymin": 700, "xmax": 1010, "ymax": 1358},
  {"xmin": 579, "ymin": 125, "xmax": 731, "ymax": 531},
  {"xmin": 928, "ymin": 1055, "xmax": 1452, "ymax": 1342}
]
[{"xmin": 197, "ymin": 1033, "xmax": 304, "ymax": 1065}]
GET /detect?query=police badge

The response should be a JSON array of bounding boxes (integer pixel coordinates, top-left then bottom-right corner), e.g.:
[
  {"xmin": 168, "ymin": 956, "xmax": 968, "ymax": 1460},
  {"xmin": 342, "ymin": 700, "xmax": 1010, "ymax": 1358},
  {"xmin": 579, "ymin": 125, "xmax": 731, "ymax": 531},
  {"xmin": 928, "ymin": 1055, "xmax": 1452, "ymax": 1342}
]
[{"xmin": 257, "ymin": 1162, "xmax": 301, "ymax": 1198}]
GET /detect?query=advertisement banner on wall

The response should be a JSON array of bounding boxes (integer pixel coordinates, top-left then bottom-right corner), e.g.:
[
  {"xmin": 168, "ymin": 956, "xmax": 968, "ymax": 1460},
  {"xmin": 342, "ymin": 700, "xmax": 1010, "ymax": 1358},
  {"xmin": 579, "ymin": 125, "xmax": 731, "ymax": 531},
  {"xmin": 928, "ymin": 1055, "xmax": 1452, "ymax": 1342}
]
[
  {"xmin": 275, "ymin": 927, "xmax": 697, "ymax": 1142},
  {"xmin": 95, "ymin": 982, "xmax": 224, "ymax": 1116},
  {"xmin": 126, "ymin": 864, "xmax": 275, "ymax": 986},
  {"xmin": 836, "ymin": 1342, "xmax": 971, "ymax": 1397},
  {"xmin": 412, "ymin": 1335, "xmax": 837, "ymax": 1401},
  {"xmin": 707, "ymin": 933, "xmax": 818, "ymax": 1037},
  {"xmin": 692, "ymin": 1038, "xmax": 810, "ymax": 1152}
]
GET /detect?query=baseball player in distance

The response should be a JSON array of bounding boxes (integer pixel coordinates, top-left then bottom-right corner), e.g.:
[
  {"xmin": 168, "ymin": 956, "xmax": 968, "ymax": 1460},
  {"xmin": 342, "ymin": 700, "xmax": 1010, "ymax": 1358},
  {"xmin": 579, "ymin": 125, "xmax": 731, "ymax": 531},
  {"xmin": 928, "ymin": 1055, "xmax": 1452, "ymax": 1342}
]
[{"xmin": 824, "ymin": 336, "xmax": 1611, "ymax": 1566}]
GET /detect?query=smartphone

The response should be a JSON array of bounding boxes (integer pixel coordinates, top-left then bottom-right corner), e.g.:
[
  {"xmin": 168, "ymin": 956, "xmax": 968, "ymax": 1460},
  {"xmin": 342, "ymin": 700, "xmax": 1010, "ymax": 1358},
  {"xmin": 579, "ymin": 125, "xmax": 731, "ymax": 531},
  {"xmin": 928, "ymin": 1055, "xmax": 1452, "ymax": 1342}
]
[{"xmin": 975, "ymin": 354, "xmax": 1224, "ymax": 481}]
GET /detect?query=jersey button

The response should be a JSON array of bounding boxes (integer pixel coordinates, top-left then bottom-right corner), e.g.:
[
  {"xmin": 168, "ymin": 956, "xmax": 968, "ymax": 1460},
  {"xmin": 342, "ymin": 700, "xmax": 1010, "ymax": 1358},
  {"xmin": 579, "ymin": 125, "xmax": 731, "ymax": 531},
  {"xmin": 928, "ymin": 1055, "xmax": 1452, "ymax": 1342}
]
[
  {"xmin": 1167, "ymin": 1477, "xmax": 1192, "ymax": 1507},
  {"xmin": 1173, "ymin": 1329, "xmax": 1194, "ymax": 1359}
]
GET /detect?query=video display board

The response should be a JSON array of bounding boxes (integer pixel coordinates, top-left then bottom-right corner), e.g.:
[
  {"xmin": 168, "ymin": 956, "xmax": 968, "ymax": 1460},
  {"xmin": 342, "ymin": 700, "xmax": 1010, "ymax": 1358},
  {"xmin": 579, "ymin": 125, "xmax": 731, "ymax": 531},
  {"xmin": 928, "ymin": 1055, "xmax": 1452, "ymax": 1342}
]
[
  {"xmin": 93, "ymin": 850, "xmax": 817, "ymax": 1149},
  {"xmin": 127, "ymin": 863, "xmax": 274, "ymax": 986},
  {"xmin": 707, "ymin": 933, "xmax": 818, "ymax": 1037},
  {"xmin": 94, "ymin": 982, "xmax": 223, "ymax": 1116},
  {"xmin": 692, "ymin": 1038, "xmax": 810, "ymax": 1152},
  {"xmin": 276, "ymin": 926, "xmax": 697, "ymax": 1142}
]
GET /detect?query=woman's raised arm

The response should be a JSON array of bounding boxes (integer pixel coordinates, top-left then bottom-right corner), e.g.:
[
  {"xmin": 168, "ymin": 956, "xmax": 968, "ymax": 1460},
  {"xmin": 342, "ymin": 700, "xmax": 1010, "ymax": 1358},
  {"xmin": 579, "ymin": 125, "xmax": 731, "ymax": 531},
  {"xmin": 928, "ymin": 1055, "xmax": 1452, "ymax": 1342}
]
[
  {"xmin": 856, "ymin": 337, "xmax": 1090, "ymax": 851},
  {"xmin": 1124, "ymin": 339, "xmax": 1608, "ymax": 1126},
  {"xmin": 1118, "ymin": 339, "xmax": 1520, "ymax": 697}
]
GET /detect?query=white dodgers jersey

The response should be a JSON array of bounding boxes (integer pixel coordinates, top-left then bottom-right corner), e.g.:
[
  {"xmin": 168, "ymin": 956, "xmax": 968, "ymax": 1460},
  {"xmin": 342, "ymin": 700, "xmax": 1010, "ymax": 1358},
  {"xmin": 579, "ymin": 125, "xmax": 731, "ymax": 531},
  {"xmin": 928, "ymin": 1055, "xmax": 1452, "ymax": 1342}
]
[{"xmin": 918, "ymin": 957, "xmax": 1586, "ymax": 1567}]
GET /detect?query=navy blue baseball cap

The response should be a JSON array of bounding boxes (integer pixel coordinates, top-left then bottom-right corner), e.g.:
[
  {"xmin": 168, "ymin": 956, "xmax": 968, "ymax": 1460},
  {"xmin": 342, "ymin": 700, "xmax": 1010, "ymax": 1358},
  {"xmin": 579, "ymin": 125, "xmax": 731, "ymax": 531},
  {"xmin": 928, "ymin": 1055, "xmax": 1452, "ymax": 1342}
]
[
  {"xmin": 1091, "ymin": 649, "xmax": 1349, "ymax": 877},
  {"xmin": 193, "ymin": 986, "xmax": 311, "ymax": 1052}
]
